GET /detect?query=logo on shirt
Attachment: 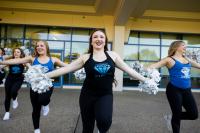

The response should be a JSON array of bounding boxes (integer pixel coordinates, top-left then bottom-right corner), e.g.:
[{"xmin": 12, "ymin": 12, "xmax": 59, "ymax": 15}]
[
  {"xmin": 181, "ymin": 67, "xmax": 190, "ymax": 79},
  {"xmin": 12, "ymin": 66, "xmax": 21, "ymax": 74},
  {"xmin": 94, "ymin": 63, "xmax": 111, "ymax": 75}
]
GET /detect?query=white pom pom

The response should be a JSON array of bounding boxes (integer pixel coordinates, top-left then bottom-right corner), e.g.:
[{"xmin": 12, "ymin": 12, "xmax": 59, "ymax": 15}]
[
  {"xmin": 4, "ymin": 48, "xmax": 12, "ymax": 55},
  {"xmin": 74, "ymin": 68, "xmax": 86, "ymax": 80},
  {"xmin": 139, "ymin": 79, "xmax": 159, "ymax": 95},
  {"xmin": 20, "ymin": 46, "xmax": 31, "ymax": 56},
  {"xmin": 24, "ymin": 65, "xmax": 53, "ymax": 93},
  {"xmin": 186, "ymin": 49, "xmax": 200, "ymax": 63},
  {"xmin": 132, "ymin": 61, "xmax": 161, "ymax": 95}
]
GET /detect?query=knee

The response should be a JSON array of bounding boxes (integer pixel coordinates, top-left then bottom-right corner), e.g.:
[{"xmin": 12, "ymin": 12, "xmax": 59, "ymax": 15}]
[{"xmin": 96, "ymin": 117, "xmax": 112, "ymax": 132}]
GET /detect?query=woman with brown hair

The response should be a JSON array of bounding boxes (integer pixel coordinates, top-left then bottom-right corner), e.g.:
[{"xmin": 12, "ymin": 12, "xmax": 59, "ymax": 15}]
[
  {"xmin": 3, "ymin": 48, "xmax": 25, "ymax": 120},
  {"xmin": 0, "ymin": 41, "xmax": 67, "ymax": 133},
  {"xmin": 148, "ymin": 41, "xmax": 199, "ymax": 133},
  {"xmin": 45, "ymin": 29, "xmax": 147, "ymax": 133}
]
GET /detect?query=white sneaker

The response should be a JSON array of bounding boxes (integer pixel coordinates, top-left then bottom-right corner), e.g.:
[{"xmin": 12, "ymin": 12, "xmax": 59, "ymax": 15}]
[
  {"xmin": 42, "ymin": 105, "xmax": 49, "ymax": 116},
  {"xmin": 34, "ymin": 129, "xmax": 40, "ymax": 133},
  {"xmin": 3, "ymin": 112, "xmax": 10, "ymax": 120},
  {"xmin": 12, "ymin": 98, "xmax": 18, "ymax": 109},
  {"xmin": 164, "ymin": 114, "xmax": 172, "ymax": 132}
]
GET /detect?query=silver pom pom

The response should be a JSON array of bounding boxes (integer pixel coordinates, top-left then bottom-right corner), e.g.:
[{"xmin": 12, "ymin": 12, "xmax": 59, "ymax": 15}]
[
  {"xmin": 132, "ymin": 61, "xmax": 161, "ymax": 94},
  {"xmin": 4, "ymin": 48, "xmax": 12, "ymax": 55},
  {"xmin": 24, "ymin": 65, "xmax": 53, "ymax": 93},
  {"xmin": 138, "ymin": 79, "xmax": 159, "ymax": 95},
  {"xmin": 186, "ymin": 49, "xmax": 200, "ymax": 63},
  {"xmin": 74, "ymin": 68, "xmax": 86, "ymax": 80},
  {"xmin": 20, "ymin": 46, "xmax": 31, "ymax": 56}
]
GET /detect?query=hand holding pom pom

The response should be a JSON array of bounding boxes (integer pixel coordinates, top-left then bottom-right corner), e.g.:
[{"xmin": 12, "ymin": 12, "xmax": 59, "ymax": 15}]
[
  {"xmin": 24, "ymin": 65, "xmax": 53, "ymax": 93},
  {"xmin": 132, "ymin": 61, "xmax": 161, "ymax": 95}
]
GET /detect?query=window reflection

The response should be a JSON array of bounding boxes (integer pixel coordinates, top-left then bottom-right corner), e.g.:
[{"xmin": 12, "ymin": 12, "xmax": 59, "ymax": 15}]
[
  {"xmin": 161, "ymin": 33, "xmax": 179, "ymax": 46},
  {"xmin": 49, "ymin": 27, "xmax": 71, "ymax": 41},
  {"xmin": 71, "ymin": 42, "xmax": 89, "ymax": 59},
  {"xmin": 183, "ymin": 34, "xmax": 200, "ymax": 47},
  {"xmin": 128, "ymin": 31, "xmax": 138, "ymax": 44},
  {"xmin": 72, "ymin": 29, "xmax": 89, "ymax": 41},
  {"xmin": 26, "ymin": 26, "xmax": 48, "ymax": 40},
  {"xmin": 1, "ymin": 25, "xmax": 5, "ymax": 38},
  {"xmin": 5, "ymin": 39, "xmax": 23, "ymax": 48},
  {"xmin": 140, "ymin": 33, "xmax": 160, "ymax": 45},
  {"xmin": 139, "ymin": 46, "xmax": 160, "ymax": 61},
  {"xmin": 7, "ymin": 25, "xmax": 23, "ymax": 38},
  {"xmin": 47, "ymin": 41, "xmax": 64, "ymax": 50},
  {"xmin": 123, "ymin": 45, "xmax": 138, "ymax": 60},
  {"xmin": 161, "ymin": 47, "xmax": 169, "ymax": 59}
]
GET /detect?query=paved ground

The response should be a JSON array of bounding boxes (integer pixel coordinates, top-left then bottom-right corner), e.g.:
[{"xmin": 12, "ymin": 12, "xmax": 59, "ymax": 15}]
[{"xmin": 0, "ymin": 87, "xmax": 200, "ymax": 133}]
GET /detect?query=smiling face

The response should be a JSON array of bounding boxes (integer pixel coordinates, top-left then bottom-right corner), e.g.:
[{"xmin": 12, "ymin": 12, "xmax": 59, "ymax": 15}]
[
  {"xmin": 12, "ymin": 48, "xmax": 25, "ymax": 58},
  {"xmin": 91, "ymin": 31, "xmax": 106, "ymax": 50},
  {"xmin": 34, "ymin": 41, "xmax": 50, "ymax": 57},
  {"xmin": 168, "ymin": 41, "xmax": 186, "ymax": 57},
  {"xmin": 177, "ymin": 42, "xmax": 187, "ymax": 54},
  {"xmin": 13, "ymin": 49, "xmax": 22, "ymax": 58},
  {"xmin": 88, "ymin": 29, "xmax": 108, "ymax": 53}
]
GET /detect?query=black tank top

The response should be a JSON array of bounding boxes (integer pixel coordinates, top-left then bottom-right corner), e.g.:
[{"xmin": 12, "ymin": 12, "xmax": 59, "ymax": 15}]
[
  {"xmin": 82, "ymin": 51, "xmax": 115, "ymax": 96},
  {"xmin": 8, "ymin": 64, "xmax": 24, "ymax": 78}
]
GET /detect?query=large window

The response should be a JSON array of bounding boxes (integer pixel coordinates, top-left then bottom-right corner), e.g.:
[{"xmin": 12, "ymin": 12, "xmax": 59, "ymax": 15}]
[
  {"xmin": 124, "ymin": 31, "xmax": 200, "ymax": 89},
  {"xmin": 0, "ymin": 24, "xmax": 109, "ymax": 86}
]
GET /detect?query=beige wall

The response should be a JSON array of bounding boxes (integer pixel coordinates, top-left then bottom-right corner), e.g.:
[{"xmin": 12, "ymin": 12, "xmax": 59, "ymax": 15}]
[
  {"xmin": 1, "ymin": 10, "xmax": 200, "ymax": 90},
  {"xmin": 1, "ymin": 10, "xmax": 200, "ymax": 41}
]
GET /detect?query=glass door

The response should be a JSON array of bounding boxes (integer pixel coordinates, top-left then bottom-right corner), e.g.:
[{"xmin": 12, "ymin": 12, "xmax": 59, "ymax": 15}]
[{"xmin": 50, "ymin": 49, "xmax": 64, "ymax": 87}]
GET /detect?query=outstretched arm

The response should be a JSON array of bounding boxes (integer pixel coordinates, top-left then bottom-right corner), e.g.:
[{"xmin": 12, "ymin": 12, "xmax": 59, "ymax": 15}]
[
  {"xmin": 46, "ymin": 55, "xmax": 85, "ymax": 78},
  {"xmin": 52, "ymin": 57, "xmax": 68, "ymax": 67},
  {"xmin": 186, "ymin": 57, "xmax": 200, "ymax": 69},
  {"xmin": 112, "ymin": 52, "xmax": 146, "ymax": 82},
  {"xmin": 148, "ymin": 57, "xmax": 170, "ymax": 69},
  {"xmin": 0, "ymin": 56, "xmax": 33, "ymax": 65}
]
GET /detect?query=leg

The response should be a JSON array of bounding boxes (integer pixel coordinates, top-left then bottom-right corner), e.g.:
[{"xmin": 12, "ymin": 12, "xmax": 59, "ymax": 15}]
[
  {"xmin": 38, "ymin": 87, "xmax": 53, "ymax": 106},
  {"xmin": 79, "ymin": 93, "xmax": 95, "ymax": 133},
  {"xmin": 95, "ymin": 95, "xmax": 113, "ymax": 133},
  {"xmin": 30, "ymin": 89, "xmax": 41, "ymax": 129},
  {"xmin": 181, "ymin": 89, "xmax": 198, "ymax": 120},
  {"xmin": 4, "ymin": 77, "xmax": 12, "ymax": 112},
  {"xmin": 166, "ymin": 83, "xmax": 183, "ymax": 133},
  {"xmin": 11, "ymin": 77, "xmax": 24, "ymax": 100}
]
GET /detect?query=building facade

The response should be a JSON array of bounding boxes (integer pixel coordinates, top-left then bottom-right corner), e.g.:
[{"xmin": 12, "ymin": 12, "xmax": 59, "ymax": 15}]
[{"xmin": 0, "ymin": 0, "xmax": 200, "ymax": 90}]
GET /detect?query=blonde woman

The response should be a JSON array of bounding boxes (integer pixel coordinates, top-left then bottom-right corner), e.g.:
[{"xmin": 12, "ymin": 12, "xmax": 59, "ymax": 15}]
[
  {"xmin": 148, "ymin": 41, "xmax": 199, "ymax": 133},
  {"xmin": 0, "ymin": 41, "xmax": 67, "ymax": 133}
]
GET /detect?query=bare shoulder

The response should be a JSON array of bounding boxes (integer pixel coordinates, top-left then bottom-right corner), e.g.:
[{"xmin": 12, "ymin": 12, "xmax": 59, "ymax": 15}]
[
  {"xmin": 164, "ymin": 57, "xmax": 175, "ymax": 68},
  {"xmin": 80, "ymin": 54, "xmax": 90, "ymax": 63},
  {"xmin": 106, "ymin": 51, "xmax": 118, "ymax": 61}
]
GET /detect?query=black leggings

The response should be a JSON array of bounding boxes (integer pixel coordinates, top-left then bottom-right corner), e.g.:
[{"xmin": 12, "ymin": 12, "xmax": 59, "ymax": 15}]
[
  {"xmin": 79, "ymin": 93, "xmax": 113, "ymax": 133},
  {"xmin": 4, "ymin": 75, "xmax": 24, "ymax": 112},
  {"xmin": 30, "ymin": 88, "xmax": 53, "ymax": 129},
  {"xmin": 166, "ymin": 83, "xmax": 198, "ymax": 133}
]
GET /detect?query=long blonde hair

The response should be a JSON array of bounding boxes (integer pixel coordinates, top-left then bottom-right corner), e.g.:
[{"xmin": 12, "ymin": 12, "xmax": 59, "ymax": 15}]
[
  {"xmin": 168, "ymin": 41, "xmax": 185, "ymax": 57},
  {"xmin": 32, "ymin": 40, "xmax": 50, "ymax": 57}
]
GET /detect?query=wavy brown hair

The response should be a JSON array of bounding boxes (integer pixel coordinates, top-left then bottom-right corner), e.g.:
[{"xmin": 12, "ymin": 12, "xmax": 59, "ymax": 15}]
[
  {"xmin": 168, "ymin": 40, "xmax": 185, "ymax": 57},
  {"xmin": 32, "ymin": 40, "xmax": 50, "ymax": 57},
  {"xmin": 88, "ymin": 29, "xmax": 108, "ymax": 53},
  {"xmin": 12, "ymin": 48, "xmax": 25, "ymax": 58}
]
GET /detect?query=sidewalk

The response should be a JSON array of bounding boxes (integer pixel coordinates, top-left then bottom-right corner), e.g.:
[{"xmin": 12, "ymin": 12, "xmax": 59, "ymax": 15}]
[{"xmin": 0, "ymin": 88, "xmax": 199, "ymax": 133}]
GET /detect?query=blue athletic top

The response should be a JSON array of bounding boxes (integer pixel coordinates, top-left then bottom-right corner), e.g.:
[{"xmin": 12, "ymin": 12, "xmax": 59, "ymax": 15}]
[
  {"xmin": 32, "ymin": 57, "xmax": 54, "ymax": 73},
  {"xmin": 168, "ymin": 57, "xmax": 191, "ymax": 89},
  {"xmin": 0, "ymin": 56, "xmax": 3, "ymax": 61}
]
